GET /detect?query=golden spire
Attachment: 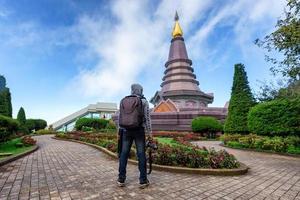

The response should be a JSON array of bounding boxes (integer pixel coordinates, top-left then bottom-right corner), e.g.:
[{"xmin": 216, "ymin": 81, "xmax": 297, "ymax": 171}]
[{"xmin": 172, "ymin": 11, "xmax": 183, "ymax": 38}]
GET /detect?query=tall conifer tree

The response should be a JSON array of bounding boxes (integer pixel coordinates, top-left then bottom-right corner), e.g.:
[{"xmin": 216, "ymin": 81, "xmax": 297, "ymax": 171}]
[
  {"xmin": 224, "ymin": 64, "xmax": 255, "ymax": 134},
  {"xmin": 0, "ymin": 76, "xmax": 12, "ymax": 117},
  {"xmin": 17, "ymin": 107, "xmax": 26, "ymax": 125}
]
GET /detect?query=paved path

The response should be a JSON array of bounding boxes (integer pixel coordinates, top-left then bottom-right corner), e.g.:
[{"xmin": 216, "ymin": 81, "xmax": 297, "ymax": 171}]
[{"xmin": 0, "ymin": 135, "xmax": 299, "ymax": 200}]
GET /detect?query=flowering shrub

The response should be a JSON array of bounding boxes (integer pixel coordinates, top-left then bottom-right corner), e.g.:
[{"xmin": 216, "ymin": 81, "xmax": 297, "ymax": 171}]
[
  {"xmin": 57, "ymin": 131, "xmax": 240, "ymax": 169},
  {"xmin": 222, "ymin": 134, "xmax": 300, "ymax": 154},
  {"xmin": 152, "ymin": 144, "xmax": 239, "ymax": 169},
  {"xmin": 152, "ymin": 131, "xmax": 191, "ymax": 138},
  {"xmin": 21, "ymin": 136, "xmax": 36, "ymax": 146},
  {"xmin": 153, "ymin": 131, "xmax": 204, "ymax": 141}
]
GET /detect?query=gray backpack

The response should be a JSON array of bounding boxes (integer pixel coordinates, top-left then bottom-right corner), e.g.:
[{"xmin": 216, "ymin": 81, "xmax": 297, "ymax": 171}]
[{"xmin": 119, "ymin": 95, "xmax": 144, "ymax": 129}]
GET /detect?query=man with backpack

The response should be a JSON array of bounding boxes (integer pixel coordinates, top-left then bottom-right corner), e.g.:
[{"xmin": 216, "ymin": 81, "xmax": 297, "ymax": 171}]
[{"xmin": 118, "ymin": 83, "xmax": 153, "ymax": 189}]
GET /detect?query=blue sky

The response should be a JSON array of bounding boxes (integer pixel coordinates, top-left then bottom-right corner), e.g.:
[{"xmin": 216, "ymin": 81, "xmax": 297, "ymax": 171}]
[{"xmin": 0, "ymin": 0, "xmax": 285, "ymax": 124}]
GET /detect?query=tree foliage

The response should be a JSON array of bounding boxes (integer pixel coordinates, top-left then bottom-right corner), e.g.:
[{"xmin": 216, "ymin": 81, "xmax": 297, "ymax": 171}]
[
  {"xmin": 0, "ymin": 114, "xmax": 20, "ymax": 143},
  {"xmin": 17, "ymin": 107, "xmax": 26, "ymax": 125},
  {"xmin": 256, "ymin": 79, "xmax": 300, "ymax": 101},
  {"xmin": 248, "ymin": 97, "xmax": 300, "ymax": 136},
  {"xmin": 0, "ymin": 76, "xmax": 12, "ymax": 117},
  {"xmin": 0, "ymin": 88, "xmax": 12, "ymax": 117},
  {"xmin": 224, "ymin": 64, "xmax": 256, "ymax": 134},
  {"xmin": 255, "ymin": 0, "xmax": 300, "ymax": 80},
  {"xmin": 25, "ymin": 119, "xmax": 47, "ymax": 132},
  {"xmin": 0, "ymin": 75, "xmax": 6, "ymax": 92}
]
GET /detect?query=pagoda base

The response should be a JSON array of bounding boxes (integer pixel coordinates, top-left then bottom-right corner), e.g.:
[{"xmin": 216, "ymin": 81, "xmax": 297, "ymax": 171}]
[
  {"xmin": 112, "ymin": 107, "xmax": 227, "ymax": 132},
  {"xmin": 150, "ymin": 108, "xmax": 227, "ymax": 131}
]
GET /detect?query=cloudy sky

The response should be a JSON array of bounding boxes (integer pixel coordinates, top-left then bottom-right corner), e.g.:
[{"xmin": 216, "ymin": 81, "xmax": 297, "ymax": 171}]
[{"xmin": 0, "ymin": 0, "xmax": 286, "ymax": 124}]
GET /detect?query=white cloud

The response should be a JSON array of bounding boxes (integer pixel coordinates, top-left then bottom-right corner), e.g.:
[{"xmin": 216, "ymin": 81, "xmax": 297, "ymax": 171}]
[
  {"xmin": 0, "ymin": 5, "xmax": 11, "ymax": 18},
  {"xmin": 69, "ymin": 0, "xmax": 213, "ymax": 98},
  {"xmin": 186, "ymin": 0, "xmax": 285, "ymax": 70}
]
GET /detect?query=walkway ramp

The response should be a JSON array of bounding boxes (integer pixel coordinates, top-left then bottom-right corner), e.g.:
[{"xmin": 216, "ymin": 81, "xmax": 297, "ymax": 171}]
[{"xmin": 51, "ymin": 102, "xmax": 117, "ymax": 131}]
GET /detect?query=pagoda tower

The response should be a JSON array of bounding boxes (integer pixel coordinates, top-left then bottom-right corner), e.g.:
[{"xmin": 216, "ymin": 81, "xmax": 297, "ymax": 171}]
[{"xmin": 151, "ymin": 12, "xmax": 214, "ymax": 110}]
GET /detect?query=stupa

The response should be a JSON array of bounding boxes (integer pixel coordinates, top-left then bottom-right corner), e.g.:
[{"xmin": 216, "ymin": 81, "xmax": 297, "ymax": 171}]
[
  {"xmin": 151, "ymin": 12, "xmax": 214, "ymax": 110},
  {"xmin": 149, "ymin": 12, "xmax": 228, "ymax": 131}
]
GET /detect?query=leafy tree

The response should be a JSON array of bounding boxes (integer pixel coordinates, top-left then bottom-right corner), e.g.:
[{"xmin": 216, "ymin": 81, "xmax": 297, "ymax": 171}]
[
  {"xmin": 0, "ymin": 91, "xmax": 8, "ymax": 116},
  {"xmin": 224, "ymin": 64, "xmax": 256, "ymax": 134},
  {"xmin": 25, "ymin": 119, "xmax": 47, "ymax": 132},
  {"xmin": 34, "ymin": 119, "xmax": 47, "ymax": 131},
  {"xmin": 0, "ymin": 76, "xmax": 12, "ymax": 117},
  {"xmin": 25, "ymin": 119, "xmax": 36, "ymax": 132},
  {"xmin": 0, "ymin": 114, "xmax": 20, "ymax": 143},
  {"xmin": 256, "ymin": 79, "xmax": 300, "ymax": 101},
  {"xmin": 17, "ymin": 107, "xmax": 26, "ymax": 125},
  {"xmin": 0, "ymin": 75, "xmax": 6, "ymax": 92},
  {"xmin": 255, "ymin": 0, "xmax": 300, "ymax": 81},
  {"xmin": 5, "ymin": 88, "xmax": 12, "ymax": 117}
]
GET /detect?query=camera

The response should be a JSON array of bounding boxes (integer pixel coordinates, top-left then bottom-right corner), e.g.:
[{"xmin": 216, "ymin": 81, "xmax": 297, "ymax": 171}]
[{"xmin": 146, "ymin": 140, "xmax": 158, "ymax": 150}]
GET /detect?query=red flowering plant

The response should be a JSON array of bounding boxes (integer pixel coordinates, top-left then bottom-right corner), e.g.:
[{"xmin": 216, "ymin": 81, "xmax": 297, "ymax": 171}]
[
  {"xmin": 56, "ymin": 131, "xmax": 239, "ymax": 169},
  {"xmin": 21, "ymin": 136, "xmax": 36, "ymax": 146}
]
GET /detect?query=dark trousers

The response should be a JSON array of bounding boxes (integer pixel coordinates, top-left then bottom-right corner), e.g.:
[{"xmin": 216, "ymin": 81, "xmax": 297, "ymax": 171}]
[{"xmin": 118, "ymin": 128, "xmax": 147, "ymax": 183}]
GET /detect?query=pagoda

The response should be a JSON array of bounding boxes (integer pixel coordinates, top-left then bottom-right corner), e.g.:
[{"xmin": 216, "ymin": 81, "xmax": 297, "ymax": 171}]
[
  {"xmin": 151, "ymin": 12, "xmax": 214, "ymax": 111},
  {"xmin": 149, "ymin": 12, "xmax": 227, "ymax": 131},
  {"xmin": 113, "ymin": 12, "xmax": 227, "ymax": 131}
]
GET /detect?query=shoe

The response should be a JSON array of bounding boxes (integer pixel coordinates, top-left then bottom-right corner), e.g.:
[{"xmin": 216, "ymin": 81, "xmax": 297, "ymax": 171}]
[
  {"xmin": 117, "ymin": 179, "xmax": 125, "ymax": 187},
  {"xmin": 139, "ymin": 179, "xmax": 150, "ymax": 189}
]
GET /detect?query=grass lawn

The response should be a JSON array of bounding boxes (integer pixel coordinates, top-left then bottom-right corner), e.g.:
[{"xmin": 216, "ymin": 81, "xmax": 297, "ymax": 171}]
[
  {"xmin": 0, "ymin": 138, "xmax": 35, "ymax": 160},
  {"xmin": 155, "ymin": 137, "xmax": 182, "ymax": 147}
]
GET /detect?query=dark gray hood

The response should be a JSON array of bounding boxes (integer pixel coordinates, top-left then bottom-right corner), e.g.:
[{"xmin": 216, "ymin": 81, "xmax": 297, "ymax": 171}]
[{"xmin": 131, "ymin": 83, "xmax": 143, "ymax": 96}]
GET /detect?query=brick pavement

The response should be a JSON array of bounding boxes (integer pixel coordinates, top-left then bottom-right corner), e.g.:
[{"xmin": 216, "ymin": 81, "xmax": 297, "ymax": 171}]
[{"xmin": 0, "ymin": 135, "xmax": 299, "ymax": 200}]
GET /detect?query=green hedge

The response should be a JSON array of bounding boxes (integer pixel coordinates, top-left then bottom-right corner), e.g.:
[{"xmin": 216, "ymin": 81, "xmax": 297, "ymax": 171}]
[
  {"xmin": 192, "ymin": 117, "xmax": 223, "ymax": 134},
  {"xmin": 0, "ymin": 115, "xmax": 20, "ymax": 143},
  {"xmin": 75, "ymin": 118, "xmax": 109, "ymax": 131},
  {"xmin": 248, "ymin": 97, "xmax": 300, "ymax": 136}
]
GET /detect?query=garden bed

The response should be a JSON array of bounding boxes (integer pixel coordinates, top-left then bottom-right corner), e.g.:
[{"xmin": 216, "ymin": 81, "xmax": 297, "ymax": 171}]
[
  {"xmin": 55, "ymin": 131, "xmax": 248, "ymax": 175},
  {"xmin": 0, "ymin": 137, "xmax": 38, "ymax": 166},
  {"xmin": 221, "ymin": 134, "xmax": 300, "ymax": 156}
]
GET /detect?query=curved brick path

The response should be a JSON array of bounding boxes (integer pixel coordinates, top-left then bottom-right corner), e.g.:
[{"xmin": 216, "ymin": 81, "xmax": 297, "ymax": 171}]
[{"xmin": 0, "ymin": 135, "xmax": 300, "ymax": 200}]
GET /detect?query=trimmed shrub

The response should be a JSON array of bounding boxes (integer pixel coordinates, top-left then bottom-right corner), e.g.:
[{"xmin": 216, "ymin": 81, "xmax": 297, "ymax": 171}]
[
  {"xmin": 75, "ymin": 118, "xmax": 109, "ymax": 131},
  {"xmin": 192, "ymin": 117, "xmax": 223, "ymax": 138},
  {"xmin": 0, "ymin": 114, "xmax": 20, "ymax": 143},
  {"xmin": 220, "ymin": 134, "xmax": 242, "ymax": 144},
  {"xmin": 224, "ymin": 64, "xmax": 255, "ymax": 134},
  {"xmin": 287, "ymin": 145, "xmax": 300, "ymax": 154},
  {"xmin": 261, "ymin": 137, "xmax": 287, "ymax": 152},
  {"xmin": 248, "ymin": 97, "xmax": 300, "ymax": 136}
]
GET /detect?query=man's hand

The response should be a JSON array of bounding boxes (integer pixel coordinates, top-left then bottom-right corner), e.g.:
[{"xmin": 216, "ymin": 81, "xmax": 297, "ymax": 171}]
[{"xmin": 147, "ymin": 134, "xmax": 153, "ymax": 142}]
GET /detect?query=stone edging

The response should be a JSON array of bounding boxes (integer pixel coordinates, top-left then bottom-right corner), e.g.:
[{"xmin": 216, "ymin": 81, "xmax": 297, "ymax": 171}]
[
  {"xmin": 53, "ymin": 137, "xmax": 249, "ymax": 176},
  {"xmin": 0, "ymin": 145, "xmax": 39, "ymax": 167},
  {"xmin": 220, "ymin": 143, "xmax": 300, "ymax": 158}
]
